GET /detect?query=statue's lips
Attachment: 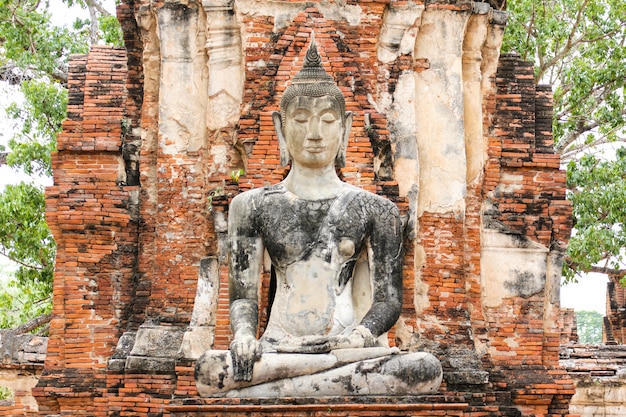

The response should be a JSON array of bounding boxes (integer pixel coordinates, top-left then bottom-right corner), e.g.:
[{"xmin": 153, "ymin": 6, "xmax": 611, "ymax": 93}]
[{"xmin": 304, "ymin": 147, "xmax": 326, "ymax": 153}]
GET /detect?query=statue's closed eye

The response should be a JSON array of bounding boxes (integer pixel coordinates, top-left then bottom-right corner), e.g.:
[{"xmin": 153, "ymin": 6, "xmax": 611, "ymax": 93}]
[{"xmin": 321, "ymin": 114, "xmax": 338, "ymax": 123}]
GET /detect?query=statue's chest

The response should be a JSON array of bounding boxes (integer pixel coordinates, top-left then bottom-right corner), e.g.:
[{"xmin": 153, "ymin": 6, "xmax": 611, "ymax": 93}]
[{"xmin": 259, "ymin": 198, "xmax": 367, "ymax": 265}]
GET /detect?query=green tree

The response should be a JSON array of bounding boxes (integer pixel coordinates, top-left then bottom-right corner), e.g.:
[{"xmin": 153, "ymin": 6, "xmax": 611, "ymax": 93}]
[
  {"xmin": 503, "ymin": 0, "xmax": 626, "ymax": 282},
  {"xmin": 575, "ymin": 310, "xmax": 603, "ymax": 344},
  {"xmin": 567, "ymin": 150, "xmax": 626, "ymax": 281},
  {"xmin": 0, "ymin": 0, "xmax": 122, "ymax": 332},
  {"xmin": 0, "ymin": 183, "xmax": 54, "ymax": 328}
]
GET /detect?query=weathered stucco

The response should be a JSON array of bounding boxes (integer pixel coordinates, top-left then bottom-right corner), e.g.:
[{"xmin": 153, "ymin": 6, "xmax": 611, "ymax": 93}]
[
  {"xmin": 0, "ymin": 370, "xmax": 40, "ymax": 412},
  {"xmin": 414, "ymin": 7, "xmax": 469, "ymax": 215},
  {"xmin": 157, "ymin": 2, "xmax": 208, "ymax": 154},
  {"xmin": 570, "ymin": 381, "xmax": 626, "ymax": 417},
  {"xmin": 481, "ymin": 229, "xmax": 549, "ymax": 308}
]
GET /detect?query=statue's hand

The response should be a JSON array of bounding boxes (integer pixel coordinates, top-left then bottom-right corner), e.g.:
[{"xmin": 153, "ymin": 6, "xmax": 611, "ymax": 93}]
[
  {"xmin": 274, "ymin": 335, "xmax": 332, "ymax": 354},
  {"xmin": 273, "ymin": 326, "xmax": 377, "ymax": 354},
  {"xmin": 330, "ymin": 325, "xmax": 378, "ymax": 350},
  {"xmin": 229, "ymin": 336, "xmax": 262, "ymax": 382}
]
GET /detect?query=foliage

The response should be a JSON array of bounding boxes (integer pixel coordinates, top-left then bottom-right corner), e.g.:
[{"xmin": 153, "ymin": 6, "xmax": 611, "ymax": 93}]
[
  {"xmin": 0, "ymin": 0, "xmax": 90, "ymax": 81},
  {"xmin": 0, "ymin": 0, "xmax": 121, "ymax": 328},
  {"xmin": 0, "ymin": 385, "xmax": 13, "ymax": 402},
  {"xmin": 0, "ymin": 183, "xmax": 54, "ymax": 285},
  {"xmin": 98, "ymin": 13, "xmax": 124, "ymax": 47},
  {"xmin": 566, "ymin": 149, "xmax": 626, "ymax": 282},
  {"xmin": 0, "ymin": 182, "xmax": 54, "ymax": 329},
  {"xmin": 503, "ymin": 0, "xmax": 626, "ymax": 159},
  {"xmin": 503, "ymin": 0, "xmax": 626, "ymax": 282},
  {"xmin": 5, "ymin": 80, "xmax": 67, "ymax": 176},
  {"xmin": 0, "ymin": 273, "xmax": 52, "ymax": 329},
  {"xmin": 575, "ymin": 310, "xmax": 603, "ymax": 344},
  {"xmin": 230, "ymin": 169, "xmax": 244, "ymax": 183}
]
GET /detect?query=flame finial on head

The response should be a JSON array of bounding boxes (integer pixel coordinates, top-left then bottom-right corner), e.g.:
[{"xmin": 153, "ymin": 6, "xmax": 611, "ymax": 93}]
[
  {"xmin": 290, "ymin": 36, "xmax": 335, "ymax": 85},
  {"xmin": 280, "ymin": 33, "xmax": 346, "ymax": 117},
  {"xmin": 302, "ymin": 35, "xmax": 322, "ymax": 67}
]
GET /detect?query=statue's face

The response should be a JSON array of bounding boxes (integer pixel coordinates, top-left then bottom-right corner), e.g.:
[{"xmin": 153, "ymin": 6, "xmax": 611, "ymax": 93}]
[{"xmin": 283, "ymin": 95, "xmax": 343, "ymax": 169}]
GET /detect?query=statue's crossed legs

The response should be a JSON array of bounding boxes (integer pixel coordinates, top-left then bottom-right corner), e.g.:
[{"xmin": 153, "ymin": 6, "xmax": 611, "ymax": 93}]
[{"xmin": 195, "ymin": 347, "xmax": 442, "ymax": 397}]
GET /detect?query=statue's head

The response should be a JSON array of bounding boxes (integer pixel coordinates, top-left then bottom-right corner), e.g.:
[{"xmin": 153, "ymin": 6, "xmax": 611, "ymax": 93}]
[{"xmin": 273, "ymin": 36, "xmax": 353, "ymax": 168}]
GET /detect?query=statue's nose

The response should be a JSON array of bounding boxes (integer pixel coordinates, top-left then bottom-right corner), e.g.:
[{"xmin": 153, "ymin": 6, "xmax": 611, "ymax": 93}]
[{"xmin": 307, "ymin": 117, "xmax": 322, "ymax": 140}]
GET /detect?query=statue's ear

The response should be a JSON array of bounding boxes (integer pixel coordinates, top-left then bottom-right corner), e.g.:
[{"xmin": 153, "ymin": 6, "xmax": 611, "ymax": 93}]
[
  {"xmin": 336, "ymin": 111, "xmax": 353, "ymax": 168},
  {"xmin": 273, "ymin": 111, "xmax": 290, "ymax": 167}
]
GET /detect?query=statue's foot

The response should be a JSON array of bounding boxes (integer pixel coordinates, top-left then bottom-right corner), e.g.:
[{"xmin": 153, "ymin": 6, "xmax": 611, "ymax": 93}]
[{"xmin": 195, "ymin": 350, "xmax": 233, "ymax": 396}]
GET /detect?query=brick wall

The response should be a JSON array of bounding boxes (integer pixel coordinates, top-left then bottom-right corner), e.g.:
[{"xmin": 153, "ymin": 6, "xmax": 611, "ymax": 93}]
[
  {"xmin": 32, "ymin": 47, "xmax": 141, "ymax": 415},
  {"xmin": 605, "ymin": 277, "xmax": 626, "ymax": 344},
  {"xmin": 560, "ymin": 308, "xmax": 579, "ymax": 345}
]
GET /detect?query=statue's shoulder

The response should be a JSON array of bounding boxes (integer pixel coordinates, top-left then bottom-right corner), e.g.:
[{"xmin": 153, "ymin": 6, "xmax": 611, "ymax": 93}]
[
  {"xmin": 230, "ymin": 184, "xmax": 287, "ymax": 210},
  {"xmin": 231, "ymin": 187, "xmax": 261, "ymax": 204},
  {"xmin": 345, "ymin": 184, "xmax": 399, "ymax": 214}
]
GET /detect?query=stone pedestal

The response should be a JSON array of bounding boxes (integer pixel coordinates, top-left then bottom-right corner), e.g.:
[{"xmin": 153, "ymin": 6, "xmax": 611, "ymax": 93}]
[{"xmin": 167, "ymin": 397, "xmax": 472, "ymax": 417}]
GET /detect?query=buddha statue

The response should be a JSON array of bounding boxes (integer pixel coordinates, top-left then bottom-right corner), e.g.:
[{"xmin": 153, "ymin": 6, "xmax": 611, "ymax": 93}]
[{"xmin": 194, "ymin": 38, "xmax": 442, "ymax": 397}]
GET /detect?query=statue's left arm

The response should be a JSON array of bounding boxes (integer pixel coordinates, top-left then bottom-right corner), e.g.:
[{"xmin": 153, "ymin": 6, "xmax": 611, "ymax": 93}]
[{"xmin": 359, "ymin": 197, "xmax": 403, "ymax": 338}]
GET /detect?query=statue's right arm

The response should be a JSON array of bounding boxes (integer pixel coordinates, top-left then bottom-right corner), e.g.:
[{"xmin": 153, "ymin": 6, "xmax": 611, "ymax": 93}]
[{"xmin": 227, "ymin": 192, "xmax": 264, "ymax": 381}]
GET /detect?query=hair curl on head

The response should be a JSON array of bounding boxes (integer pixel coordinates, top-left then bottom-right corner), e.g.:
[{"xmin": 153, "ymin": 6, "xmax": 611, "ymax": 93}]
[{"xmin": 279, "ymin": 36, "xmax": 346, "ymax": 125}]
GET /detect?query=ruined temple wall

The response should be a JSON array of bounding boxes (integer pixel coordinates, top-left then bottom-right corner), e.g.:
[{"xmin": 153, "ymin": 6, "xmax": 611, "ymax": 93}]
[
  {"xmin": 33, "ymin": 1, "xmax": 576, "ymax": 416},
  {"xmin": 561, "ymin": 308, "xmax": 579, "ymax": 345},
  {"xmin": 481, "ymin": 57, "xmax": 570, "ymax": 369},
  {"xmin": 33, "ymin": 47, "xmax": 141, "ymax": 415},
  {"xmin": 112, "ymin": 0, "xmax": 517, "ymax": 356},
  {"xmin": 562, "ymin": 345, "xmax": 626, "ymax": 417},
  {"xmin": 478, "ymin": 55, "xmax": 574, "ymax": 416}
]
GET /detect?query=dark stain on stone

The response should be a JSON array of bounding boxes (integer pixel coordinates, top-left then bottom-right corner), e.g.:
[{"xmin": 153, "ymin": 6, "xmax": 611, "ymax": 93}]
[{"xmin": 504, "ymin": 269, "xmax": 545, "ymax": 298}]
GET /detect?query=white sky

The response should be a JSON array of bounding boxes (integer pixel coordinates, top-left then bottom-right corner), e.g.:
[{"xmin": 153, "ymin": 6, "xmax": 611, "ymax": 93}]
[
  {"xmin": 561, "ymin": 273, "xmax": 607, "ymax": 314},
  {"xmin": 49, "ymin": 0, "xmax": 117, "ymax": 27},
  {"xmin": 0, "ymin": 0, "xmax": 608, "ymax": 314}
]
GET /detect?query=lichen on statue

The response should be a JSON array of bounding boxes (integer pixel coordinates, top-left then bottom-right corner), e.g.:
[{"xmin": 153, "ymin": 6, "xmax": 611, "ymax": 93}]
[{"xmin": 195, "ymin": 37, "xmax": 442, "ymax": 397}]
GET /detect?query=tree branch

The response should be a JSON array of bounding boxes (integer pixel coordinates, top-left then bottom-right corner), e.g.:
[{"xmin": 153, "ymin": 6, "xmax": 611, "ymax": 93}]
[
  {"xmin": 557, "ymin": 107, "xmax": 626, "ymax": 154},
  {"xmin": 84, "ymin": 0, "xmax": 113, "ymax": 18},
  {"xmin": 566, "ymin": 258, "xmax": 626, "ymax": 279},
  {"xmin": 556, "ymin": 77, "xmax": 621, "ymax": 121},
  {"xmin": 535, "ymin": 0, "xmax": 586, "ymax": 81},
  {"xmin": 85, "ymin": 0, "xmax": 100, "ymax": 45},
  {"xmin": 51, "ymin": 66, "xmax": 68, "ymax": 84},
  {"xmin": 524, "ymin": 2, "xmax": 536, "ymax": 63},
  {"xmin": 0, "ymin": 249, "xmax": 45, "ymax": 271},
  {"xmin": 11, "ymin": 313, "xmax": 52, "ymax": 335}
]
